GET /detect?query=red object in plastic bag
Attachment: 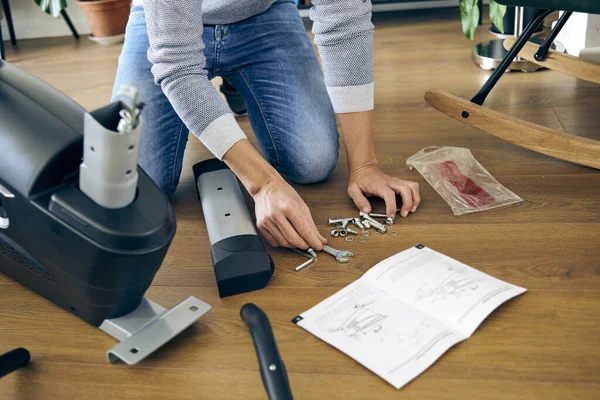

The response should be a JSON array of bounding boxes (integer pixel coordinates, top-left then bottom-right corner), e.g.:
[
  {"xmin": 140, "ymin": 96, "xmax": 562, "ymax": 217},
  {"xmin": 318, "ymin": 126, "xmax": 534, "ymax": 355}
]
[
  {"xmin": 434, "ymin": 161, "xmax": 496, "ymax": 208},
  {"xmin": 407, "ymin": 147, "xmax": 523, "ymax": 215}
]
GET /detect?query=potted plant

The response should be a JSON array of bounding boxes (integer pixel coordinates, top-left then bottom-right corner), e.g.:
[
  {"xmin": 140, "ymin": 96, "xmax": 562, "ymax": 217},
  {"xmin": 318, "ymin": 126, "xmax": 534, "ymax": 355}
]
[
  {"xmin": 459, "ymin": 0, "xmax": 506, "ymax": 39},
  {"xmin": 77, "ymin": 0, "xmax": 131, "ymax": 40},
  {"xmin": 36, "ymin": 0, "xmax": 131, "ymax": 42}
]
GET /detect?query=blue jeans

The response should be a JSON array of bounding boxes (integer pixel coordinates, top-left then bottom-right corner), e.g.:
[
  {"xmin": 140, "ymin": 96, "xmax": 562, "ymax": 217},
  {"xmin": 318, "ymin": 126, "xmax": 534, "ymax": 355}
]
[{"xmin": 112, "ymin": 0, "xmax": 339, "ymax": 198}]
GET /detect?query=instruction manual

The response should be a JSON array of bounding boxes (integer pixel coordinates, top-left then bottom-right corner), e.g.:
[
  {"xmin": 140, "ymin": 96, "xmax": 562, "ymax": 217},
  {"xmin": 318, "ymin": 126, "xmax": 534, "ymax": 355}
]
[{"xmin": 292, "ymin": 244, "xmax": 526, "ymax": 389}]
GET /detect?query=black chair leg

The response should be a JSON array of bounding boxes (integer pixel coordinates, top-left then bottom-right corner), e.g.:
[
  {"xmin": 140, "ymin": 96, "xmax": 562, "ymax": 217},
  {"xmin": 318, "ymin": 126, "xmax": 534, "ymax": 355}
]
[
  {"xmin": 1, "ymin": 0, "xmax": 16, "ymax": 46},
  {"xmin": 534, "ymin": 11, "xmax": 571, "ymax": 61},
  {"xmin": 470, "ymin": 9, "xmax": 554, "ymax": 106},
  {"xmin": 60, "ymin": 10, "xmax": 80, "ymax": 40},
  {"xmin": 0, "ymin": 23, "xmax": 5, "ymax": 60}
]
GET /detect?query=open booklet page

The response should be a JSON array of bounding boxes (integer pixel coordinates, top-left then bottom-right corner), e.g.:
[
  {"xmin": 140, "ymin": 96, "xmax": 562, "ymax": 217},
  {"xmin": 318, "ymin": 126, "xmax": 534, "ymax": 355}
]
[{"xmin": 294, "ymin": 244, "xmax": 526, "ymax": 389}]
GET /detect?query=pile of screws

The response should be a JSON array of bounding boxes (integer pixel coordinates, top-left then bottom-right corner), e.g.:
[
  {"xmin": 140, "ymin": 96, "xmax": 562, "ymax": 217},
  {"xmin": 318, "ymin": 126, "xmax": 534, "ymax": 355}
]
[{"xmin": 328, "ymin": 211, "xmax": 399, "ymax": 243}]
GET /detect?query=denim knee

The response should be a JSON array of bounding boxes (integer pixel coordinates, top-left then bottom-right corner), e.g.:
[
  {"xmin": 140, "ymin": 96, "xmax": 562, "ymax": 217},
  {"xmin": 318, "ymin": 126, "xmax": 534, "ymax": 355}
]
[{"xmin": 282, "ymin": 131, "xmax": 339, "ymax": 184}]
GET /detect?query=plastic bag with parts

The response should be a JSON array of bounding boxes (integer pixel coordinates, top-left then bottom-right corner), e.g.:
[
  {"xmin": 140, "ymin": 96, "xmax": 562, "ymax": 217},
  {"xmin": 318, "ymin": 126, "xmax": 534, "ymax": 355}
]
[{"xmin": 406, "ymin": 146, "xmax": 523, "ymax": 216}]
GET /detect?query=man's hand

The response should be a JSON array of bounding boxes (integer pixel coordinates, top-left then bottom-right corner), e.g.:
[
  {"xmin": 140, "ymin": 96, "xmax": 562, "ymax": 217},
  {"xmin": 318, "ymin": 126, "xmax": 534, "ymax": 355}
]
[
  {"xmin": 348, "ymin": 164, "xmax": 420, "ymax": 218},
  {"xmin": 252, "ymin": 179, "xmax": 327, "ymax": 250},
  {"xmin": 336, "ymin": 111, "xmax": 421, "ymax": 218},
  {"xmin": 222, "ymin": 139, "xmax": 326, "ymax": 250}
]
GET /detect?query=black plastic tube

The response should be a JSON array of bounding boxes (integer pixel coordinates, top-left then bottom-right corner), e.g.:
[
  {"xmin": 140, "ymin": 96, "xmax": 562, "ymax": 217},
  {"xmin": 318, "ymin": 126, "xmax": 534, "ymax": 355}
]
[
  {"xmin": 240, "ymin": 304, "xmax": 293, "ymax": 400},
  {"xmin": 0, "ymin": 348, "xmax": 30, "ymax": 379}
]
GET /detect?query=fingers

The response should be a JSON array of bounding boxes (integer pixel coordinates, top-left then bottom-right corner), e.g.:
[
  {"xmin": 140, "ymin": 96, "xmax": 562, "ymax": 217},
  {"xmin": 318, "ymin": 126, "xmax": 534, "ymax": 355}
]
[
  {"xmin": 381, "ymin": 187, "xmax": 399, "ymax": 218},
  {"xmin": 263, "ymin": 220, "xmax": 292, "ymax": 248},
  {"xmin": 408, "ymin": 182, "xmax": 420, "ymax": 212},
  {"xmin": 258, "ymin": 226, "xmax": 278, "ymax": 247},
  {"xmin": 303, "ymin": 209, "xmax": 328, "ymax": 249},
  {"xmin": 348, "ymin": 184, "xmax": 372, "ymax": 213},
  {"xmin": 279, "ymin": 212, "xmax": 325, "ymax": 251},
  {"xmin": 389, "ymin": 180, "xmax": 415, "ymax": 217}
]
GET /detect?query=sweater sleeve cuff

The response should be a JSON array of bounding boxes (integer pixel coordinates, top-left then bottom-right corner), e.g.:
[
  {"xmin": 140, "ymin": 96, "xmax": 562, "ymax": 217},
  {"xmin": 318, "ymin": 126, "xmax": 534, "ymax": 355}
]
[
  {"xmin": 198, "ymin": 113, "xmax": 247, "ymax": 160},
  {"xmin": 326, "ymin": 82, "xmax": 374, "ymax": 113}
]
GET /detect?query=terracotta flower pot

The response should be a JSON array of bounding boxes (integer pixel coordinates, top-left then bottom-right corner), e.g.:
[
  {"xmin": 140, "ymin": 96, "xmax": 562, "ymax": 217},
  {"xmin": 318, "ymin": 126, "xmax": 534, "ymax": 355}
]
[{"xmin": 77, "ymin": 0, "xmax": 131, "ymax": 38}]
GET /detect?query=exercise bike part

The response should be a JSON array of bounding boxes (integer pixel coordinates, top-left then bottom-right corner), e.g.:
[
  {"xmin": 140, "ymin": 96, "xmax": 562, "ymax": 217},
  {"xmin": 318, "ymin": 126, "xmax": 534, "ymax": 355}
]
[
  {"xmin": 194, "ymin": 159, "xmax": 274, "ymax": 297},
  {"xmin": 0, "ymin": 60, "xmax": 210, "ymax": 365},
  {"xmin": 241, "ymin": 304, "xmax": 294, "ymax": 400}
]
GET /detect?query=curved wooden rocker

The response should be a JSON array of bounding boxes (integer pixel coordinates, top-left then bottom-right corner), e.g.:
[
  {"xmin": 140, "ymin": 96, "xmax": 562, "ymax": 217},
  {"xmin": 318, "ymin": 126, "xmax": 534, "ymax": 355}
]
[
  {"xmin": 503, "ymin": 38, "xmax": 600, "ymax": 84},
  {"xmin": 425, "ymin": 90, "xmax": 600, "ymax": 169},
  {"xmin": 426, "ymin": 1, "xmax": 600, "ymax": 170}
]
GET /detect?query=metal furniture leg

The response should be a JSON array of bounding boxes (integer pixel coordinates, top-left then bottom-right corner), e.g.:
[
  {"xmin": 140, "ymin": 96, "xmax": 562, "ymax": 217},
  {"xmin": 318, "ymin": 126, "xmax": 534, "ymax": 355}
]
[
  {"xmin": 534, "ymin": 11, "xmax": 571, "ymax": 61},
  {"xmin": 61, "ymin": 10, "xmax": 80, "ymax": 40},
  {"xmin": 471, "ymin": 9, "xmax": 553, "ymax": 105},
  {"xmin": 0, "ymin": 22, "xmax": 5, "ymax": 60},
  {"xmin": 472, "ymin": 6, "xmax": 546, "ymax": 72},
  {"xmin": 0, "ymin": 0, "xmax": 15, "ymax": 46}
]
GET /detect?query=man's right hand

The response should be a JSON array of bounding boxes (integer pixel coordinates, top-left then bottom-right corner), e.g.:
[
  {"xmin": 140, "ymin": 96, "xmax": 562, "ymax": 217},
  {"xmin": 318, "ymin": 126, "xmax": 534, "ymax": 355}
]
[
  {"xmin": 252, "ymin": 179, "xmax": 327, "ymax": 250},
  {"xmin": 222, "ymin": 139, "xmax": 326, "ymax": 251}
]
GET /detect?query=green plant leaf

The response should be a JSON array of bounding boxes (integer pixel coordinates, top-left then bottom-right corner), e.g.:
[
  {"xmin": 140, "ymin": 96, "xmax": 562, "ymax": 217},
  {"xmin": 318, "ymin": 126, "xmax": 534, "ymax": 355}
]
[
  {"xmin": 34, "ymin": 0, "xmax": 68, "ymax": 18},
  {"xmin": 489, "ymin": 0, "xmax": 507, "ymax": 34},
  {"xmin": 459, "ymin": 0, "xmax": 480, "ymax": 40}
]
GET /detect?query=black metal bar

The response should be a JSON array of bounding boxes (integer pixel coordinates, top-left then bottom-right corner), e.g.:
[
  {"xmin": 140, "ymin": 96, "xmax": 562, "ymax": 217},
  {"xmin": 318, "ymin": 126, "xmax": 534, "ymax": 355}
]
[
  {"xmin": 241, "ymin": 304, "xmax": 293, "ymax": 400},
  {"xmin": 470, "ymin": 9, "xmax": 554, "ymax": 106},
  {"xmin": 1, "ymin": 0, "xmax": 16, "ymax": 46},
  {"xmin": 60, "ymin": 10, "xmax": 80, "ymax": 40},
  {"xmin": 0, "ymin": 348, "xmax": 30, "ymax": 379},
  {"xmin": 534, "ymin": 11, "xmax": 571, "ymax": 61},
  {"xmin": 0, "ymin": 21, "xmax": 5, "ymax": 60}
]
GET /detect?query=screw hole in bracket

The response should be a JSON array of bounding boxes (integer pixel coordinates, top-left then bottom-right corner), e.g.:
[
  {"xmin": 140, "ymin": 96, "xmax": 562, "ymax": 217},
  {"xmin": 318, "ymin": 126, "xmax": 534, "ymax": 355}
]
[
  {"xmin": 130, "ymin": 348, "xmax": 139, "ymax": 354},
  {"xmin": 126, "ymin": 170, "xmax": 132, "ymax": 175},
  {"xmin": 217, "ymin": 187, "xmax": 223, "ymax": 191},
  {"xmin": 225, "ymin": 213, "xmax": 230, "ymax": 217},
  {"xmin": 189, "ymin": 306, "xmax": 199, "ymax": 312}
]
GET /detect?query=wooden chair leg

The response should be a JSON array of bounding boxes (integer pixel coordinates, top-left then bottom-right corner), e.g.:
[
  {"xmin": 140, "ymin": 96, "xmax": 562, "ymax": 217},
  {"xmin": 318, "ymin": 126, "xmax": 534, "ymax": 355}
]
[
  {"xmin": 425, "ymin": 89, "xmax": 600, "ymax": 170},
  {"xmin": 504, "ymin": 38, "xmax": 600, "ymax": 84}
]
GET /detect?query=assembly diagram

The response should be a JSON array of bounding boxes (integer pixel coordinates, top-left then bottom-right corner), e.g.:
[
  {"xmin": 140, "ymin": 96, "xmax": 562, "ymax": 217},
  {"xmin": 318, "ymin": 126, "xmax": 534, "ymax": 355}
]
[{"xmin": 415, "ymin": 265, "xmax": 483, "ymax": 303}]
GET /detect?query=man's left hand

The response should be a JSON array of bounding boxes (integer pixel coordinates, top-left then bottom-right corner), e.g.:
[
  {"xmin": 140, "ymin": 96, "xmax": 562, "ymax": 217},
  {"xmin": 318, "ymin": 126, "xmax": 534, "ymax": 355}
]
[{"xmin": 347, "ymin": 164, "xmax": 420, "ymax": 218}]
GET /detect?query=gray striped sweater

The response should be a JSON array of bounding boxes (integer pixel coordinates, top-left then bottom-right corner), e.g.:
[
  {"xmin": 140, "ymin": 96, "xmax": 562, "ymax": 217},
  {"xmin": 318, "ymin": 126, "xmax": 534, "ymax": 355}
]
[{"xmin": 137, "ymin": 0, "xmax": 375, "ymax": 159}]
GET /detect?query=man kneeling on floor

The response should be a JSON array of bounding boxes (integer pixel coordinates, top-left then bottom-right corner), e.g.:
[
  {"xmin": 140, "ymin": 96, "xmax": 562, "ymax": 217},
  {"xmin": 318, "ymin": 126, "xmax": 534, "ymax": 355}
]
[{"xmin": 112, "ymin": 0, "xmax": 421, "ymax": 251}]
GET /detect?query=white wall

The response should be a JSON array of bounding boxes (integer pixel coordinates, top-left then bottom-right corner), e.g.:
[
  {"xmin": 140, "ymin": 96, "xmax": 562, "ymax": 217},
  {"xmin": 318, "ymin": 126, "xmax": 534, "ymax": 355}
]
[
  {"xmin": 1, "ymin": 0, "xmax": 91, "ymax": 41},
  {"xmin": 555, "ymin": 12, "xmax": 600, "ymax": 56}
]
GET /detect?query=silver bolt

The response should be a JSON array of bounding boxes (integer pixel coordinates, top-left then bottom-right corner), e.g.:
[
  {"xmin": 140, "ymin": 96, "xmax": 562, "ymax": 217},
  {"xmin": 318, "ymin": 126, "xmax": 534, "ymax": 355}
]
[
  {"xmin": 360, "ymin": 212, "xmax": 387, "ymax": 232},
  {"xmin": 346, "ymin": 228, "xmax": 359, "ymax": 235},
  {"xmin": 339, "ymin": 229, "xmax": 348, "ymax": 237},
  {"xmin": 353, "ymin": 218, "xmax": 365, "ymax": 230},
  {"xmin": 376, "ymin": 225, "xmax": 388, "ymax": 234},
  {"xmin": 362, "ymin": 220, "xmax": 371, "ymax": 229},
  {"xmin": 369, "ymin": 213, "xmax": 391, "ymax": 219},
  {"xmin": 330, "ymin": 229, "xmax": 340, "ymax": 237},
  {"xmin": 269, "ymin": 364, "xmax": 277, "ymax": 371},
  {"xmin": 328, "ymin": 217, "xmax": 353, "ymax": 226},
  {"xmin": 369, "ymin": 214, "xmax": 395, "ymax": 225},
  {"xmin": 340, "ymin": 220, "xmax": 349, "ymax": 229}
]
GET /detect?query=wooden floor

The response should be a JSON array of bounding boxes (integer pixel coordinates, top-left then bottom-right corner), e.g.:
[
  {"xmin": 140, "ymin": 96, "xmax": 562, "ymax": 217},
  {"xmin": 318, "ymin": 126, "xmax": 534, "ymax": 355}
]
[{"xmin": 2, "ymin": 8, "xmax": 600, "ymax": 399}]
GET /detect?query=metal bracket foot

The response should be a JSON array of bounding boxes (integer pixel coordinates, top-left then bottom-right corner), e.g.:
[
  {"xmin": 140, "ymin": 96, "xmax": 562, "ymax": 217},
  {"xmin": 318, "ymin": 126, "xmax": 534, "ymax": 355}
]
[{"xmin": 99, "ymin": 296, "xmax": 211, "ymax": 365}]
